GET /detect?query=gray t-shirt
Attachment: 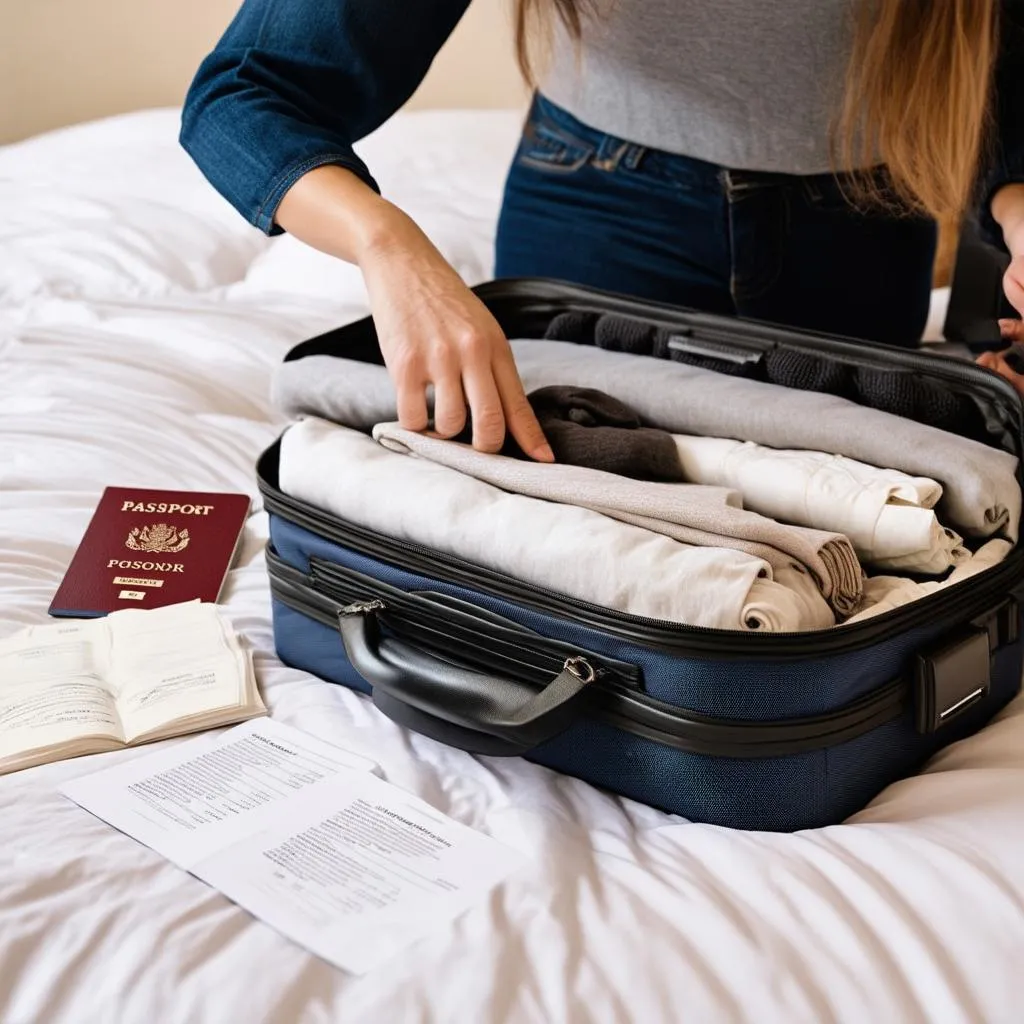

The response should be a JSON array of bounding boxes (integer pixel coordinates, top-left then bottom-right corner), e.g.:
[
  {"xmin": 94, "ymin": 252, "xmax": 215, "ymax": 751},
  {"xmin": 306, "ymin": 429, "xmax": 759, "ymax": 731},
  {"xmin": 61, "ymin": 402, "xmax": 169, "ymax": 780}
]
[{"xmin": 541, "ymin": 0, "xmax": 857, "ymax": 175}]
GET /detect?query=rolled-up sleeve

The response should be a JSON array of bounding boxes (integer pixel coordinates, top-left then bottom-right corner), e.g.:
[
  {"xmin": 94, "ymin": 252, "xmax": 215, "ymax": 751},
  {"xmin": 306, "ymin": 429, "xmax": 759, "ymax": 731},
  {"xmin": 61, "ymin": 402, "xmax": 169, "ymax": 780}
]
[
  {"xmin": 180, "ymin": 0, "xmax": 471, "ymax": 234},
  {"xmin": 978, "ymin": 0, "xmax": 1024, "ymax": 248}
]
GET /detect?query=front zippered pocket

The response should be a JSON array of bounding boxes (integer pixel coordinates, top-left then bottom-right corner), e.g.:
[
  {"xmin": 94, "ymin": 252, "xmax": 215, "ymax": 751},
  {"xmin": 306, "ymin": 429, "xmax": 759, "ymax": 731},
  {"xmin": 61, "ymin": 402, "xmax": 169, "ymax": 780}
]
[
  {"xmin": 308, "ymin": 554, "xmax": 643, "ymax": 691},
  {"xmin": 267, "ymin": 546, "xmax": 913, "ymax": 758}
]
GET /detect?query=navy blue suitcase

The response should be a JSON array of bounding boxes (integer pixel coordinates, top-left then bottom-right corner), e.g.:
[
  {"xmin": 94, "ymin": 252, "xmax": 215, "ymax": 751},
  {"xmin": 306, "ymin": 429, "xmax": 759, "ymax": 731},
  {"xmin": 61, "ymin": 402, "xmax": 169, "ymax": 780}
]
[{"xmin": 260, "ymin": 280, "xmax": 1024, "ymax": 831}]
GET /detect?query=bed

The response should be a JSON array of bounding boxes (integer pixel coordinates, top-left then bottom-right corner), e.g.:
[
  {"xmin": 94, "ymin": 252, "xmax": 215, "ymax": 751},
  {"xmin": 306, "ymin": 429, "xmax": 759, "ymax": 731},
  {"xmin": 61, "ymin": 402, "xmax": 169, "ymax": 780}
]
[{"xmin": 1, "ymin": 107, "xmax": 1021, "ymax": 1024}]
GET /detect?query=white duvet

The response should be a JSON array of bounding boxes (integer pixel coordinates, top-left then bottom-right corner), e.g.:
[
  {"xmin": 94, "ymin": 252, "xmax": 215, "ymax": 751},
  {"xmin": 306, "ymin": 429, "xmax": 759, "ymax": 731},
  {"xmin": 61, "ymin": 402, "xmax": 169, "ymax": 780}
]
[{"xmin": 1, "ymin": 108, "xmax": 1023, "ymax": 1024}]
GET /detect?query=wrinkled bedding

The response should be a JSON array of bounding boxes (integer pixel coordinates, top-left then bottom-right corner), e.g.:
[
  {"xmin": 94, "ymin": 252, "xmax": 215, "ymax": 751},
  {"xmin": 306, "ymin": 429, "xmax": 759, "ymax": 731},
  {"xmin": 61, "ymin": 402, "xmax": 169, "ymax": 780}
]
[{"xmin": 1, "ymin": 108, "xmax": 1022, "ymax": 1024}]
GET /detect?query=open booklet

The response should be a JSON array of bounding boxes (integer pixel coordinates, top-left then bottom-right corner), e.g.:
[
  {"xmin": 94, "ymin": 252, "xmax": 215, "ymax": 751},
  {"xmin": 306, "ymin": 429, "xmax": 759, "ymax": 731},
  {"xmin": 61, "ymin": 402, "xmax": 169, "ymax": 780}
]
[{"xmin": 0, "ymin": 601, "xmax": 265, "ymax": 775}]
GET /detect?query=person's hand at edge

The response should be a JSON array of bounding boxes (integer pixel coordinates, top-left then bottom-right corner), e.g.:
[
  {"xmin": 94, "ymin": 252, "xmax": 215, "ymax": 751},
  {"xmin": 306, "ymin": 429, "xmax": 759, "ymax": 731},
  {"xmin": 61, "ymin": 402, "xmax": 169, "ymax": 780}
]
[{"xmin": 975, "ymin": 184, "xmax": 1024, "ymax": 394}]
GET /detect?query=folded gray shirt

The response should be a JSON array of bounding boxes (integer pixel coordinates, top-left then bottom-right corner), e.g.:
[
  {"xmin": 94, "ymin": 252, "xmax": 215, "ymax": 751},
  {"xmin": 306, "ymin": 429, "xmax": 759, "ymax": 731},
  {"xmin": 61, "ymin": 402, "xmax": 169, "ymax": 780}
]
[{"xmin": 271, "ymin": 342, "xmax": 1021, "ymax": 542}]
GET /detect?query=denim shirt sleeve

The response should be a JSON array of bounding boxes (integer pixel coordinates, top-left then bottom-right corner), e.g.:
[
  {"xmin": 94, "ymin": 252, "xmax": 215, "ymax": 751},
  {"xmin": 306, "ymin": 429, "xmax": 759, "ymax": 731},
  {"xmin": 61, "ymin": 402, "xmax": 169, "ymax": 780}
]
[
  {"xmin": 978, "ymin": 0, "xmax": 1024, "ymax": 249},
  {"xmin": 180, "ymin": 0, "xmax": 471, "ymax": 234}
]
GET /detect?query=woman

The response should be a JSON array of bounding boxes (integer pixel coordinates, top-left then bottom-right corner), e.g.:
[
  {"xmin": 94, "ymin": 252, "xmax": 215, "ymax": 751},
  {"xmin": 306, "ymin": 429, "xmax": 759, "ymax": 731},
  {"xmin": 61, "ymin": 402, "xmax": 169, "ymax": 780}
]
[{"xmin": 181, "ymin": 1, "xmax": 1024, "ymax": 459}]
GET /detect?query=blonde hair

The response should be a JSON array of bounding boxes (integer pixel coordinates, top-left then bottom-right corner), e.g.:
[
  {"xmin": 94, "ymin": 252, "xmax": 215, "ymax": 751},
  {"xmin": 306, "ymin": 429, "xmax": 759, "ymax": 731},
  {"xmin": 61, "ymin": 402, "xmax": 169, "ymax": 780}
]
[{"xmin": 513, "ymin": 0, "xmax": 1000, "ymax": 226}]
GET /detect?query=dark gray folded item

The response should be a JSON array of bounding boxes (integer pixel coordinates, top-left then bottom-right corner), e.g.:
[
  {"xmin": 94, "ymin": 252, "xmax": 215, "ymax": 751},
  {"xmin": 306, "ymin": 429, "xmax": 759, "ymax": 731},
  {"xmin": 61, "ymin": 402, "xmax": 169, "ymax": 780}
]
[
  {"xmin": 545, "ymin": 311, "xmax": 766, "ymax": 378},
  {"xmin": 525, "ymin": 386, "xmax": 685, "ymax": 482},
  {"xmin": 546, "ymin": 312, "xmax": 994, "ymax": 436},
  {"xmin": 271, "ymin": 342, "xmax": 1020, "ymax": 541}
]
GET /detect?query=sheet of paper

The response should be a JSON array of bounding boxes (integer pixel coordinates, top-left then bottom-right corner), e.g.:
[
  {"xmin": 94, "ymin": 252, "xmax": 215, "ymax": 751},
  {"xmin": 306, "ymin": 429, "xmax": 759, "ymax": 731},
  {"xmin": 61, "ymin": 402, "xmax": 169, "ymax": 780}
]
[
  {"xmin": 62, "ymin": 718, "xmax": 525, "ymax": 974},
  {"xmin": 60, "ymin": 718, "xmax": 379, "ymax": 867},
  {"xmin": 192, "ymin": 770, "xmax": 526, "ymax": 975}
]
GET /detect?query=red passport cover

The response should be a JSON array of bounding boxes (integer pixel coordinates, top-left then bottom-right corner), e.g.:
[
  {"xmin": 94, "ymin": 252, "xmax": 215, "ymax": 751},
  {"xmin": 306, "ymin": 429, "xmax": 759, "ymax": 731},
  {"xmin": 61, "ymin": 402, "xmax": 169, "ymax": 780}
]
[{"xmin": 49, "ymin": 487, "xmax": 251, "ymax": 617}]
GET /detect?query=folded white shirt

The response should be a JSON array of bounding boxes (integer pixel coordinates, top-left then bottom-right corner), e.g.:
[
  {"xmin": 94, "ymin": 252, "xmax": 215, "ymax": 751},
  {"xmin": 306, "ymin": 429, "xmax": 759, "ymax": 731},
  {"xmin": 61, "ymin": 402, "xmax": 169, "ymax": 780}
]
[
  {"xmin": 278, "ymin": 418, "xmax": 836, "ymax": 633},
  {"xmin": 672, "ymin": 435, "xmax": 967, "ymax": 575}
]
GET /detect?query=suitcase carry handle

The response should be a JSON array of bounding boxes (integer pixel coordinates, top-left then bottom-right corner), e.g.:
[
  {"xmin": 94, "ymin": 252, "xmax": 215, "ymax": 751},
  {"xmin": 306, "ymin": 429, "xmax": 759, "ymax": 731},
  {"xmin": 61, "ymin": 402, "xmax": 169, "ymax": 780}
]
[{"xmin": 337, "ymin": 601, "xmax": 593, "ymax": 755}]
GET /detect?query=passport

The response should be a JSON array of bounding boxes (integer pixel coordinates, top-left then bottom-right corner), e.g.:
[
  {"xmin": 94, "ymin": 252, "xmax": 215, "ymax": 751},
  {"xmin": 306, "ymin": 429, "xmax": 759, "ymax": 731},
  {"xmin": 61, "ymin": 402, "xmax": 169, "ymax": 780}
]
[{"xmin": 49, "ymin": 487, "xmax": 251, "ymax": 617}]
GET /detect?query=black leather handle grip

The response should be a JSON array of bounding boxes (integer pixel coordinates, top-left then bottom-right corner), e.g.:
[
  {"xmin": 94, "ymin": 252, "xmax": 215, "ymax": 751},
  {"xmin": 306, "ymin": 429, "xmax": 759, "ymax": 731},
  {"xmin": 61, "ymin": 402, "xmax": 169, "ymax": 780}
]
[{"xmin": 337, "ymin": 601, "xmax": 592, "ymax": 755}]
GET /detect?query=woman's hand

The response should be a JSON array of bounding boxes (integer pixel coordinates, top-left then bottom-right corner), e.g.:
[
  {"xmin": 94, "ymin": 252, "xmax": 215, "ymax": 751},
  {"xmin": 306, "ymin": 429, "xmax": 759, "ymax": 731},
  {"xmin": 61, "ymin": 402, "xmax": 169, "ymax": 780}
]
[
  {"xmin": 275, "ymin": 164, "xmax": 553, "ymax": 460},
  {"xmin": 359, "ymin": 216, "xmax": 553, "ymax": 458},
  {"xmin": 976, "ymin": 184, "xmax": 1024, "ymax": 394}
]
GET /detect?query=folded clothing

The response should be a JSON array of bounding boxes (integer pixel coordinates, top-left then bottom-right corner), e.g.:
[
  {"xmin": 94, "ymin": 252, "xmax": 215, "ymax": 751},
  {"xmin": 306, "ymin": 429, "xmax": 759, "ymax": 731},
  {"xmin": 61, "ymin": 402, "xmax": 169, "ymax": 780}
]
[
  {"xmin": 672, "ymin": 435, "xmax": 967, "ymax": 575},
  {"xmin": 544, "ymin": 312, "xmax": 991, "ymax": 441},
  {"xmin": 847, "ymin": 539, "xmax": 1013, "ymax": 624},
  {"xmin": 865, "ymin": 507, "xmax": 967, "ymax": 575},
  {"xmin": 373, "ymin": 422, "xmax": 863, "ymax": 618},
  {"xmin": 273, "ymin": 355, "xmax": 398, "ymax": 428},
  {"xmin": 279, "ymin": 417, "xmax": 836, "ymax": 632},
  {"xmin": 471, "ymin": 385, "xmax": 684, "ymax": 482},
  {"xmin": 271, "ymin": 342, "xmax": 1020, "ymax": 542},
  {"xmin": 509, "ymin": 341, "xmax": 1021, "ymax": 542}
]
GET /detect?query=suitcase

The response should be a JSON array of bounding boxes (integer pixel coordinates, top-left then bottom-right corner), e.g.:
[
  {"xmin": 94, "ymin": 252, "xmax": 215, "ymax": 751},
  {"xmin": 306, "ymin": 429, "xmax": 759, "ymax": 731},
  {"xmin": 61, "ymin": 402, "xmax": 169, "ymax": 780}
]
[{"xmin": 259, "ymin": 279, "xmax": 1024, "ymax": 831}]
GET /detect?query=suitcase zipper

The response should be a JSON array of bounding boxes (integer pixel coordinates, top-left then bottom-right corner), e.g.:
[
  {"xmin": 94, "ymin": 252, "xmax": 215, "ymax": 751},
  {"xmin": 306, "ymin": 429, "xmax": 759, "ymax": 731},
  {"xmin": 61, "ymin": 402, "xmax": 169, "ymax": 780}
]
[
  {"xmin": 267, "ymin": 549, "xmax": 909, "ymax": 757},
  {"xmin": 259, "ymin": 458, "xmax": 1024, "ymax": 658}
]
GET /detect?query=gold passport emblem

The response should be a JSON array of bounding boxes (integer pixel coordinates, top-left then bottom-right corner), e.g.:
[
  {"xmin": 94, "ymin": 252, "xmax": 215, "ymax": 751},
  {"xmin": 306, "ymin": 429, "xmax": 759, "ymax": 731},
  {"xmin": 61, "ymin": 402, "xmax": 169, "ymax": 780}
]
[{"xmin": 126, "ymin": 523, "xmax": 190, "ymax": 554}]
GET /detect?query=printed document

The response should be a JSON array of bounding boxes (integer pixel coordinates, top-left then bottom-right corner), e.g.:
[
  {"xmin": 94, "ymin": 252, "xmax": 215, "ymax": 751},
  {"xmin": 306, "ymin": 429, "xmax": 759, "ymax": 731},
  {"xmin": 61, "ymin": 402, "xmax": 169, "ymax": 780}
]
[{"xmin": 61, "ymin": 718, "xmax": 525, "ymax": 974}]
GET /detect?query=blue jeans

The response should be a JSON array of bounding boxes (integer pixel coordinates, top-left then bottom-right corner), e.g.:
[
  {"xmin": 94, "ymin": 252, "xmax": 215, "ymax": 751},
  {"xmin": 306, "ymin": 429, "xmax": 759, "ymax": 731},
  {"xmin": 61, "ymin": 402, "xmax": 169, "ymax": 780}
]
[{"xmin": 495, "ymin": 94, "xmax": 938, "ymax": 347}]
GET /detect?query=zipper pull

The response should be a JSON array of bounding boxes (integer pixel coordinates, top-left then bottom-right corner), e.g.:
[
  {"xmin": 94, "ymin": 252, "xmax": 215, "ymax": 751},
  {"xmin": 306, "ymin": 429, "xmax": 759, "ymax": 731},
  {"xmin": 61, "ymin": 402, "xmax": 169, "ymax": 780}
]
[
  {"xmin": 564, "ymin": 656, "xmax": 596, "ymax": 683},
  {"xmin": 340, "ymin": 599, "xmax": 386, "ymax": 617}
]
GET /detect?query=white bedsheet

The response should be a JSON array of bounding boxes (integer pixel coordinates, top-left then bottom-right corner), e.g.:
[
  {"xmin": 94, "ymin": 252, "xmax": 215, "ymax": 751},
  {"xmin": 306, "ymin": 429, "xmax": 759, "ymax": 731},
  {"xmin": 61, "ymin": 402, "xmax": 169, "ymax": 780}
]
[{"xmin": 1, "ymin": 108, "xmax": 1023, "ymax": 1024}]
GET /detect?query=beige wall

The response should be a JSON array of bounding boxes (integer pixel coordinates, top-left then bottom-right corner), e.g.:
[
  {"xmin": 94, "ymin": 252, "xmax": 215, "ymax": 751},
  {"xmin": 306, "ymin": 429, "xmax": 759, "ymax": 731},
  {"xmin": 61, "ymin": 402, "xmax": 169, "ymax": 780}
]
[{"xmin": 0, "ymin": 0, "xmax": 525, "ymax": 145}]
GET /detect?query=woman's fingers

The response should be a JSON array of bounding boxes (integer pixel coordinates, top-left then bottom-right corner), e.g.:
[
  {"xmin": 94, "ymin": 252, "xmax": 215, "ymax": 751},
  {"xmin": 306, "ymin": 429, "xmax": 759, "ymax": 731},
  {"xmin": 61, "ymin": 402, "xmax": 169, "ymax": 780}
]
[
  {"xmin": 998, "ymin": 318, "xmax": 1024, "ymax": 343},
  {"xmin": 431, "ymin": 369, "xmax": 468, "ymax": 439},
  {"xmin": 460, "ymin": 356, "xmax": 507, "ymax": 453},
  {"xmin": 492, "ymin": 349, "xmax": 554, "ymax": 463},
  {"xmin": 360, "ymin": 220, "xmax": 551, "ymax": 457},
  {"xmin": 394, "ymin": 360, "xmax": 430, "ymax": 433},
  {"xmin": 977, "ymin": 348, "xmax": 1024, "ymax": 398}
]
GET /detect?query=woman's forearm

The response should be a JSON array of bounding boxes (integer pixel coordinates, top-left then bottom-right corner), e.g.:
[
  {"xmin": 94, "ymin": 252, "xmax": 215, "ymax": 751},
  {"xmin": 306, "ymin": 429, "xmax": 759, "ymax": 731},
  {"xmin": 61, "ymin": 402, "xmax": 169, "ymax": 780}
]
[{"xmin": 274, "ymin": 163, "xmax": 416, "ymax": 266}]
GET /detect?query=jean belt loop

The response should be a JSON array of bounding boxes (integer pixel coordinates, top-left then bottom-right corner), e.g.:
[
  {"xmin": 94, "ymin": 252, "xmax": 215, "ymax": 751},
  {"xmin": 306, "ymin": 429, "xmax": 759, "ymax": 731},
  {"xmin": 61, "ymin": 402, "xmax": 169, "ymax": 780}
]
[
  {"xmin": 623, "ymin": 144, "xmax": 646, "ymax": 171},
  {"xmin": 593, "ymin": 137, "xmax": 629, "ymax": 172}
]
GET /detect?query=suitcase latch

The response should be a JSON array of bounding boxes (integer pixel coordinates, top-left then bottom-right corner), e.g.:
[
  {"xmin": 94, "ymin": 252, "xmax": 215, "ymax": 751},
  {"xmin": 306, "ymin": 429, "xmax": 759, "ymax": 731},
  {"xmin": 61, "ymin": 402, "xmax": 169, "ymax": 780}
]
[
  {"xmin": 666, "ymin": 334, "xmax": 765, "ymax": 366},
  {"xmin": 914, "ymin": 627, "xmax": 991, "ymax": 734},
  {"xmin": 973, "ymin": 596, "xmax": 1020, "ymax": 652}
]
